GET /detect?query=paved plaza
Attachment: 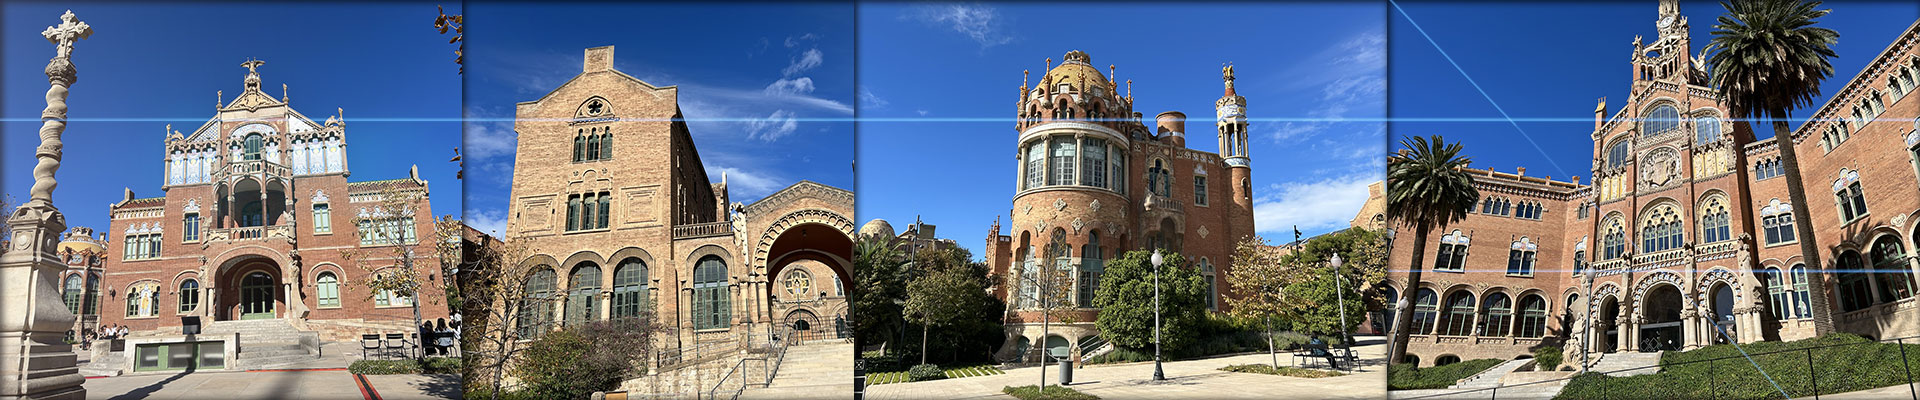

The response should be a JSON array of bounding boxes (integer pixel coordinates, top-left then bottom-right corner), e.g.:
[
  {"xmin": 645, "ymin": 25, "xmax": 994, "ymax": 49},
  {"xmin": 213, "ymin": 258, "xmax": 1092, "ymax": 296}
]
[
  {"xmin": 865, "ymin": 336, "xmax": 1387, "ymax": 399},
  {"xmin": 81, "ymin": 370, "xmax": 457, "ymax": 400}
]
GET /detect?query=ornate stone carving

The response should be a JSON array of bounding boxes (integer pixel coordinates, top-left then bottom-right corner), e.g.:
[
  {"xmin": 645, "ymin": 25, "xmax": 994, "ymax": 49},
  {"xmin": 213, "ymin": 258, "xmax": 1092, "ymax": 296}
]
[
  {"xmin": 1089, "ymin": 199, "xmax": 1101, "ymax": 213},
  {"xmin": 1639, "ymin": 147, "xmax": 1679, "ymax": 189},
  {"xmin": 1071, "ymin": 218, "xmax": 1085, "ymax": 234},
  {"xmin": 1054, "ymin": 198, "xmax": 1067, "ymax": 211}
]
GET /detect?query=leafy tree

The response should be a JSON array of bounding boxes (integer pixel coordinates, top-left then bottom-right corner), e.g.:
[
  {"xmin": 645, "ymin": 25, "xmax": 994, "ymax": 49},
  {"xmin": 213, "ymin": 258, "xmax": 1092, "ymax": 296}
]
[
  {"xmin": 340, "ymin": 186, "xmax": 455, "ymax": 360},
  {"xmin": 1277, "ymin": 228, "xmax": 1389, "ymax": 338},
  {"xmin": 461, "ymin": 235, "xmax": 541, "ymax": 400},
  {"xmin": 1704, "ymin": 0, "xmax": 1840, "ymax": 334},
  {"xmin": 511, "ymin": 317, "xmax": 657, "ymax": 399},
  {"xmin": 1385, "ymin": 135, "xmax": 1479, "ymax": 365},
  {"xmin": 903, "ymin": 247, "xmax": 997, "ymax": 365},
  {"xmin": 852, "ymin": 235, "xmax": 906, "ymax": 351},
  {"xmin": 1093, "ymin": 250, "xmax": 1207, "ymax": 353},
  {"xmin": 1224, "ymin": 235, "xmax": 1298, "ymax": 368}
]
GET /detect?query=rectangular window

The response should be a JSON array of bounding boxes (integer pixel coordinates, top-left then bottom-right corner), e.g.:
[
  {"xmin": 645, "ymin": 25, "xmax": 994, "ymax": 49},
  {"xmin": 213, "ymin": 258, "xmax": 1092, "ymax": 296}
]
[
  {"xmin": 597, "ymin": 192, "xmax": 611, "ymax": 229},
  {"xmin": 319, "ymin": 281, "xmax": 339, "ymax": 308},
  {"xmin": 1193, "ymin": 176, "xmax": 1208, "ymax": 206},
  {"xmin": 1050, "ymin": 138, "xmax": 1075, "ymax": 186},
  {"xmin": 582, "ymin": 193, "xmax": 597, "ymax": 230},
  {"xmin": 566, "ymin": 195, "xmax": 581, "ymax": 231},
  {"xmin": 313, "ymin": 204, "xmax": 331, "ymax": 234},
  {"xmin": 1081, "ymin": 139, "xmax": 1107, "ymax": 189},
  {"xmin": 183, "ymin": 213, "xmax": 200, "ymax": 242},
  {"xmin": 1026, "ymin": 143, "xmax": 1045, "ymax": 190},
  {"xmin": 1111, "ymin": 152, "xmax": 1126, "ymax": 195}
]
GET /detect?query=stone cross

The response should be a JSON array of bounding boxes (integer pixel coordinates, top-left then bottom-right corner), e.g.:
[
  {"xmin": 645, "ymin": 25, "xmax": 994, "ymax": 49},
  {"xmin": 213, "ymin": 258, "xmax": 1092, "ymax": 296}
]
[
  {"xmin": 41, "ymin": 10, "xmax": 89, "ymax": 61},
  {"xmin": 27, "ymin": 10, "xmax": 90, "ymax": 207}
]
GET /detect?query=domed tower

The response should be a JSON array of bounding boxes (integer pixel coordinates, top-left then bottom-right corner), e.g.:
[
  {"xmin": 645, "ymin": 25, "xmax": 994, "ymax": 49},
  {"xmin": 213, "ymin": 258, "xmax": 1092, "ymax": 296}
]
[
  {"xmin": 1217, "ymin": 64, "xmax": 1255, "ymax": 230},
  {"xmin": 1006, "ymin": 50, "xmax": 1140, "ymax": 334}
]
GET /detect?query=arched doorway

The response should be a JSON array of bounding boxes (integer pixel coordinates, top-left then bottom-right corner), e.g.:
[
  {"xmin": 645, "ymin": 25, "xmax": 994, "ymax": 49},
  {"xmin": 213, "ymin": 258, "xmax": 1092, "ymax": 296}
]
[
  {"xmin": 762, "ymin": 218, "xmax": 853, "ymax": 338},
  {"xmin": 1599, "ymin": 296, "xmax": 1619, "ymax": 353},
  {"xmin": 785, "ymin": 309, "xmax": 819, "ymax": 336},
  {"xmin": 1639, "ymin": 285, "xmax": 1684, "ymax": 351},
  {"xmin": 1710, "ymin": 283, "xmax": 1735, "ymax": 344},
  {"xmin": 240, "ymin": 271, "xmax": 276, "ymax": 320}
]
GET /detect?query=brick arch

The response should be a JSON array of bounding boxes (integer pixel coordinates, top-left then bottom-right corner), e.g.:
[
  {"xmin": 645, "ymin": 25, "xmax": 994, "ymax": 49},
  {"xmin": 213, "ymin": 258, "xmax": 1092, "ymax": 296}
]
[
  {"xmin": 1631, "ymin": 271, "xmax": 1684, "ymax": 317},
  {"xmin": 752, "ymin": 208, "xmax": 855, "ymax": 270},
  {"xmin": 1697, "ymin": 268, "xmax": 1742, "ymax": 304}
]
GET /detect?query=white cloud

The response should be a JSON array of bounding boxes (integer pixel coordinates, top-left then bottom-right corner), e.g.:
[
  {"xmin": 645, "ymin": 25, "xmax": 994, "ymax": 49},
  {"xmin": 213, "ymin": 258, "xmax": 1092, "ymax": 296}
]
[
  {"xmin": 465, "ymin": 208, "xmax": 508, "ymax": 238},
  {"xmin": 1253, "ymin": 174, "xmax": 1376, "ymax": 235},
  {"xmin": 710, "ymin": 166, "xmax": 786, "ymax": 201},
  {"xmin": 765, "ymin": 77, "xmax": 817, "ymax": 96},
  {"xmin": 860, "ymin": 86, "xmax": 888, "ymax": 109},
  {"xmin": 746, "ymin": 110, "xmax": 799, "ymax": 141},
  {"xmin": 783, "ymin": 48, "xmax": 824, "ymax": 76},
  {"xmin": 910, "ymin": 4, "xmax": 1014, "ymax": 48},
  {"xmin": 462, "ymin": 107, "xmax": 517, "ymax": 159},
  {"xmin": 916, "ymin": 109, "xmax": 929, "ymax": 116}
]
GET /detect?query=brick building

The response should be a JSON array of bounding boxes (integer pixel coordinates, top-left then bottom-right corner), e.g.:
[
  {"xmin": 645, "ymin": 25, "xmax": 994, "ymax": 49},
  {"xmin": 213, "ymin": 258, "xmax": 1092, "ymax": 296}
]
[
  {"xmin": 1380, "ymin": 2, "xmax": 1919, "ymax": 367},
  {"xmin": 501, "ymin": 46, "xmax": 854, "ymax": 364},
  {"xmin": 97, "ymin": 60, "xmax": 448, "ymax": 341},
  {"xmin": 981, "ymin": 50, "xmax": 1259, "ymax": 362},
  {"xmin": 55, "ymin": 227, "xmax": 108, "ymax": 342}
]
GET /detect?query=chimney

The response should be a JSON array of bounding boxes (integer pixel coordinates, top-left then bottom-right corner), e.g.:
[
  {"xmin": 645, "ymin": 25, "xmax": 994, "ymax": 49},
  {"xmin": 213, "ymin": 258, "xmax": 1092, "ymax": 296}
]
[
  {"xmin": 1572, "ymin": 176, "xmax": 1583, "ymax": 184},
  {"xmin": 584, "ymin": 46, "xmax": 615, "ymax": 73},
  {"xmin": 1155, "ymin": 111, "xmax": 1187, "ymax": 147},
  {"xmin": 1517, "ymin": 167, "xmax": 1527, "ymax": 177},
  {"xmin": 1594, "ymin": 97, "xmax": 1607, "ymax": 132}
]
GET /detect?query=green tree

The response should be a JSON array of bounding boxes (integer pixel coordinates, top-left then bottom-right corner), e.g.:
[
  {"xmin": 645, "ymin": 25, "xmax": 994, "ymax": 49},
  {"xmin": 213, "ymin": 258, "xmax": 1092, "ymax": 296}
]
[
  {"xmin": 1093, "ymin": 250, "xmax": 1207, "ymax": 353},
  {"xmin": 1385, "ymin": 135, "xmax": 1479, "ymax": 365},
  {"xmin": 852, "ymin": 235, "xmax": 906, "ymax": 351},
  {"xmin": 903, "ymin": 247, "xmax": 997, "ymax": 365},
  {"xmin": 510, "ymin": 317, "xmax": 657, "ymax": 399},
  {"xmin": 1224, "ymin": 235, "xmax": 1299, "ymax": 368},
  {"xmin": 1704, "ymin": 0, "xmax": 1840, "ymax": 334}
]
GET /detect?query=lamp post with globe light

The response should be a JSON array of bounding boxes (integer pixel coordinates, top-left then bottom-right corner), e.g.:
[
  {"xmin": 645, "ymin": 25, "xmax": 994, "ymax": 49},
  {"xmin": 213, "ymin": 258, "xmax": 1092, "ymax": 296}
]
[{"xmin": 1331, "ymin": 253, "xmax": 1351, "ymax": 371}]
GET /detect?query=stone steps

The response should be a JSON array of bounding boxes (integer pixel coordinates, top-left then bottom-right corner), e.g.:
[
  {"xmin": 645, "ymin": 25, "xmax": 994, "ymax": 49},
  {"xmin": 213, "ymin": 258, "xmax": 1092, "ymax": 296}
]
[
  {"xmin": 1452, "ymin": 359, "xmax": 1531, "ymax": 389},
  {"xmin": 1591, "ymin": 352, "xmax": 1663, "ymax": 377},
  {"xmin": 79, "ymin": 353, "xmax": 124, "ymax": 377}
]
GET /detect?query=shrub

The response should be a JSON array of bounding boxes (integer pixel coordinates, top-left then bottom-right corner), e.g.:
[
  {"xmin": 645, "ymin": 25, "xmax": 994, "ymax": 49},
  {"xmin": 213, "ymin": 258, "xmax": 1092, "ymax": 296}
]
[
  {"xmin": 1002, "ymin": 385, "xmax": 1100, "ymax": 400},
  {"xmin": 907, "ymin": 364, "xmax": 946, "ymax": 382},
  {"xmin": 350, "ymin": 359, "xmax": 423, "ymax": 375},
  {"xmin": 510, "ymin": 318, "xmax": 656, "ymax": 399},
  {"xmin": 422, "ymin": 357, "xmax": 462, "ymax": 374},
  {"xmin": 1387, "ymin": 358, "xmax": 1503, "ymax": 390},
  {"xmin": 1085, "ymin": 346, "xmax": 1155, "ymax": 365},
  {"xmin": 1531, "ymin": 346, "xmax": 1562, "ymax": 372},
  {"xmin": 1558, "ymin": 333, "xmax": 1920, "ymax": 399},
  {"xmin": 1271, "ymin": 331, "xmax": 1312, "ymax": 350}
]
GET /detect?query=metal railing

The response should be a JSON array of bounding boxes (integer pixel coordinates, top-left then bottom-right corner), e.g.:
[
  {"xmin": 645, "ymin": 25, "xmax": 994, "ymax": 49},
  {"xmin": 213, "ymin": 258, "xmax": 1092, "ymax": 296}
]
[
  {"xmin": 1396, "ymin": 335, "xmax": 1920, "ymax": 400},
  {"xmin": 657, "ymin": 338, "xmax": 740, "ymax": 371},
  {"xmin": 708, "ymin": 327, "xmax": 796, "ymax": 400}
]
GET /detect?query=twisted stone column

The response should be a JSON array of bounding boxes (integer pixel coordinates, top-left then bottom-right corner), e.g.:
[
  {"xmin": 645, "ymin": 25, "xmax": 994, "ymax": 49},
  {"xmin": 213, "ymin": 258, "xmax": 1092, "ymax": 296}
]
[{"xmin": 2, "ymin": 10, "xmax": 90, "ymax": 400}]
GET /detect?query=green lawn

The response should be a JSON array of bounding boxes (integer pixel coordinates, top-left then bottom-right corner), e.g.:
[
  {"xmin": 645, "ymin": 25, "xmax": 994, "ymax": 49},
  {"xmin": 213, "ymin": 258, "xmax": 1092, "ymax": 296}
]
[
  {"xmin": 1556, "ymin": 333, "xmax": 1920, "ymax": 399},
  {"xmin": 1387, "ymin": 358, "xmax": 1504, "ymax": 390},
  {"xmin": 1220, "ymin": 363, "xmax": 1346, "ymax": 378},
  {"xmin": 866, "ymin": 363, "xmax": 1006, "ymax": 385},
  {"xmin": 1002, "ymin": 385, "xmax": 1099, "ymax": 400}
]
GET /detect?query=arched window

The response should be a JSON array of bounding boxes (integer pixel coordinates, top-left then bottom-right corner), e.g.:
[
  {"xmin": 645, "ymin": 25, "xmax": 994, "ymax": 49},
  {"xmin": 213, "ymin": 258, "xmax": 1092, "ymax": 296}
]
[
  {"xmin": 1640, "ymin": 206, "xmax": 1683, "ymax": 253},
  {"xmin": 1078, "ymin": 231, "xmax": 1105, "ymax": 307},
  {"xmin": 178, "ymin": 279, "xmax": 199, "ymax": 314},
  {"xmin": 784, "ymin": 269, "xmax": 814, "ymax": 300},
  {"xmin": 243, "ymin": 134, "xmax": 264, "ymax": 161},
  {"xmin": 1480, "ymin": 293, "xmax": 1513, "ymax": 337},
  {"xmin": 1700, "ymin": 200, "xmax": 1730, "ymax": 244},
  {"xmin": 1762, "ymin": 202, "xmax": 1798, "ymax": 245},
  {"xmin": 1869, "ymin": 237, "xmax": 1916, "ymax": 304},
  {"xmin": 1607, "ymin": 140, "xmax": 1630, "ymax": 169},
  {"xmin": 692, "ymin": 256, "xmax": 731, "ymax": 330},
  {"xmin": 1765, "ymin": 268, "xmax": 1788, "ymax": 319},
  {"xmin": 518, "ymin": 268, "xmax": 557, "ymax": 338},
  {"xmin": 317, "ymin": 272, "xmax": 340, "ymax": 308},
  {"xmin": 1790, "ymin": 265, "xmax": 1811, "ymax": 318},
  {"xmin": 1517, "ymin": 295, "xmax": 1547, "ymax": 338},
  {"xmin": 1381, "ymin": 287, "xmax": 1399, "ymax": 329},
  {"xmin": 1695, "ymin": 116, "xmax": 1721, "ymax": 145},
  {"xmin": 567, "ymin": 262, "xmax": 601, "ymax": 325},
  {"xmin": 242, "ymin": 201, "xmax": 264, "ymax": 227},
  {"xmin": 1642, "ymin": 105, "xmax": 1681, "ymax": 136},
  {"xmin": 1835, "ymin": 177, "xmax": 1869, "ymax": 222},
  {"xmin": 1836, "ymin": 251, "xmax": 1872, "ymax": 312},
  {"xmin": 1411, "ymin": 288, "xmax": 1439, "ymax": 335},
  {"xmin": 573, "ymin": 132, "xmax": 585, "ymax": 162},
  {"xmin": 1439, "ymin": 291, "xmax": 1476, "ymax": 336},
  {"xmin": 63, "ymin": 275, "xmax": 83, "ymax": 315},
  {"xmin": 1049, "ymin": 137, "xmax": 1075, "ymax": 186},
  {"xmin": 599, "ymin": 130, "xmax": 613, "ymax": 160},
  {"xmin": 1200, "ymin": 258, "xmax": 1217, "ymax": 310},
  {"xmin": 1434, "ymin": 230, "xmax": 1469, "ymax": 272},
  {"xmin": 1025, "ymin": 142, "xmax": 1045, "ymax": 190},
  {"xmin": 612, "ymin": 258, "xmax": 647, "ymax": 320},
  {"xmin": 85, "ymin": 275, "xmax": 100, "ymax": 315}
]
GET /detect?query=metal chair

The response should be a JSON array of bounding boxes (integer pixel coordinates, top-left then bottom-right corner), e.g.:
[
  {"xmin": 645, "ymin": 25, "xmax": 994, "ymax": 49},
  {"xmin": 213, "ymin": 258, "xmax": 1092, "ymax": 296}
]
[
  {"xmin": 361, "ymin": 334, "xmax": 382, "ymax": 359},
  {"xmin": 384, "ymin": 333, "xmax": 408, "ymax": 359}
]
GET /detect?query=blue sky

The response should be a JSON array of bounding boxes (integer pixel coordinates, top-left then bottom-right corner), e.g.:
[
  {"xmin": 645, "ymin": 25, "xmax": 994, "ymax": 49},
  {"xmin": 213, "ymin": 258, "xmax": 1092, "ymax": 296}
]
[
  {"xmin": 1389, "ymin": 0, "xmax": 1917, "ymax": 179},
  {"xmin": 462, "ymin": 3, "xmax": 857, "ymax": 237},
  {"xmin": 858, "ymin": 3, "xmax": 1387, "ymax": 249},
  {"xmin": 1, "ymin": 3, "xmax": 463, "ymax": 236}
]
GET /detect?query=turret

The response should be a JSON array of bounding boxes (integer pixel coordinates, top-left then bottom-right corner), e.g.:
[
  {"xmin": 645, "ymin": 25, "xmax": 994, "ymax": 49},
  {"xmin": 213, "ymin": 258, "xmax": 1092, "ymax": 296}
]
[{"xmin": 1156, "ymin": 111, "xmax": 1187, "ymax": 148}]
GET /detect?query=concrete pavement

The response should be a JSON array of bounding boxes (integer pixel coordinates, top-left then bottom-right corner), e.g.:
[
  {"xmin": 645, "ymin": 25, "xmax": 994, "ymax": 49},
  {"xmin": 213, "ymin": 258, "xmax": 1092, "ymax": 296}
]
[
  {"xmin": 865, "ymin": 336, "xmax": 1387, "ymax": 399},
  {"xmin": 80, "ymin": 370, "xmax": 457, "ymax": 400}
]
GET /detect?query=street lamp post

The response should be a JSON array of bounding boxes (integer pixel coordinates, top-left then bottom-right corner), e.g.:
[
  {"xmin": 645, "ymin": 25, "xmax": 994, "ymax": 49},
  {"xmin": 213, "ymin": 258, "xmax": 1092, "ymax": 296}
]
[
  {"xmin": 1151, "ymin": 249, "xmax": 1165, "ymax": 381},
  {"xmin": 1331, "ymin": 253, "xmax": 1350, "ymax": 371}
]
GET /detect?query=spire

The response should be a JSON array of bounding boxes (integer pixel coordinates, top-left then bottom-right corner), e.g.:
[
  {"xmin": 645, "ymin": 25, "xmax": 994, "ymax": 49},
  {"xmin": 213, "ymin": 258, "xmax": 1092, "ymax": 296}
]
[{"xmin": 1222, "ymin": 62, "xmax": 1237, "ymax": 97}]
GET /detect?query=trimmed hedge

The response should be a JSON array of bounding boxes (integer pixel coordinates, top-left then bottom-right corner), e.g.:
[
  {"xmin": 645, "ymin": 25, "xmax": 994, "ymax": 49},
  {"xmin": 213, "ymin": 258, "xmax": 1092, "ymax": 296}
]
[
  {"xmin": 1002, "ymin": 385, "xmax": 1100, "ymax": 400},
  {"xmin": 1387, "ymin": 358, "xmax": 1504, "ymax": 390},
  {"xmin": 1556, "ymin": 333, "xmax": 1920, "ymax": 399},
  {"xmin": 1532, "ymin": 346, "xmax": 1563, "ymax": 372},
  {"xmin": 1220, "ymin": 363, "xmax": 1345, "ymax": 378},
  {"xmin": 350, "ymin": 357, "xmax": 463, "ymax": 375}
]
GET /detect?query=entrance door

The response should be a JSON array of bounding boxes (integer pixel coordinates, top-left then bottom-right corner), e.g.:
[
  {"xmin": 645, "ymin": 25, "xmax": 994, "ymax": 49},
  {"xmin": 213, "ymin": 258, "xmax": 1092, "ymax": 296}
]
[{"xmin": 240, "ymin": 272, "xmax": 275, "ymax": 320}]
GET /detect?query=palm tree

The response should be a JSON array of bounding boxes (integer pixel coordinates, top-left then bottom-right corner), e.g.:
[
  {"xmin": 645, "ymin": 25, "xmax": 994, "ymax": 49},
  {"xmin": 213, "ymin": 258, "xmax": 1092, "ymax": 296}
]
[
  {"xmin": 1704, "ymin": 0, "xmax": 1839, "ymax": 334},
  {"xmin": 1384, "ymin": 135, "xmax": 1479, "ymax": 366}
]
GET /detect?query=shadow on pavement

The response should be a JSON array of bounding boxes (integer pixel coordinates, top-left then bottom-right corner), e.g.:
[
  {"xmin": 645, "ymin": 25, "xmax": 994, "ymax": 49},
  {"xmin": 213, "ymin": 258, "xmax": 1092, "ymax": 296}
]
[
  {"xmin": 105, "ymin": 371, "xmax": 190, "ymax": 400},
  {"xmin": 409, "ymin": 374, "xmax": 462, "ymax": 398}
]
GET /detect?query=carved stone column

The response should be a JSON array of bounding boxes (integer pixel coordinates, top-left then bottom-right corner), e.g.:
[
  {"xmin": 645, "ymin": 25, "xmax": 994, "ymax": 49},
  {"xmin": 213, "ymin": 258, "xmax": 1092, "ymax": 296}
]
[{"xmin": 1, "ymin": 11, "xmax": 90, "ymax": 400}]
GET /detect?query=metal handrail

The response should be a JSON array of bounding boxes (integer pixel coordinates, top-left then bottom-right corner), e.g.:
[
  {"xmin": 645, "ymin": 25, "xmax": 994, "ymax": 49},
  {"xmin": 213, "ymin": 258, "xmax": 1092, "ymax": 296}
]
[
  {"xmin": 706, "ymin": 327, "xmax": 795, "ymax": 400},
  {"xmin": 1394, "ymin": 334, "xmax": 1920, "ymax": 400}
]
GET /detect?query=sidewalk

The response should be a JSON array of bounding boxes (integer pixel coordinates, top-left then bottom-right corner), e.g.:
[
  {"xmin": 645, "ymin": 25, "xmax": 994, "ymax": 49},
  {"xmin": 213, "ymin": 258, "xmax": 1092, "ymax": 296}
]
[
  {"xmin": 865, "ymin": 336, "xmax": 1387, "ymax": 399},
  {"xmin": 81, "ymin": 369, "xmax": 458, "ymax": 399}
]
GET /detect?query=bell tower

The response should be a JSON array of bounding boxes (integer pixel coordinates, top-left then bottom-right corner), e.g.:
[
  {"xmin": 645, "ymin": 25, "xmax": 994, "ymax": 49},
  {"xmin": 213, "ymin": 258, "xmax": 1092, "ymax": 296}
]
[{"xmin": 1216, "ymin": 64, "xmax": 1255, "ymax": 230}]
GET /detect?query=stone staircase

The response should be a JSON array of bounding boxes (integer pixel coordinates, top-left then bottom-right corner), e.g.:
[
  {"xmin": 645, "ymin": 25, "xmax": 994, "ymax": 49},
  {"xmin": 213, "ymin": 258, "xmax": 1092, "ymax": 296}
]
[
  {"xmin": 739, "ymin": 341, "xmax": 853, "ymax": 400},
  {"xmin": 79, "ymin": 352, "xmax": 124, "ymax": 377},
  {"xmin": 1451, "ymin": 359, "xmax": 1530, "ymax": 390},
  {"xmin": 203, "ymin": 319, "xmax": 322, "ymax": 370},
  {"xmin": 1590, "ymin": 351, "xmax": 1663, "ymax": 377}
]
